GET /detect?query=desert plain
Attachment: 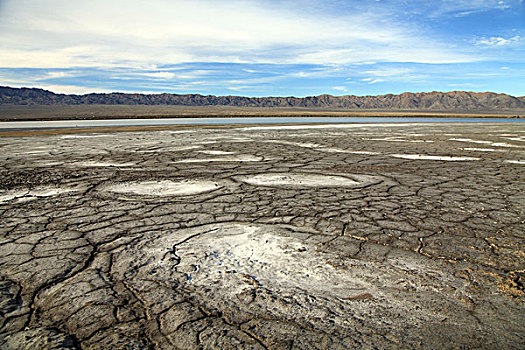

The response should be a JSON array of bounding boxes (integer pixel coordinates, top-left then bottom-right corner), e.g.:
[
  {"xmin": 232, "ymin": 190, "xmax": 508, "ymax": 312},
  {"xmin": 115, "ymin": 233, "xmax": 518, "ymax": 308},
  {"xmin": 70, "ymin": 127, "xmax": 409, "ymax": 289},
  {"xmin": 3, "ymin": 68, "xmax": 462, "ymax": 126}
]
[{"xmin": 0, "ymin": 121, "xmax": 524, "ymax": 349}]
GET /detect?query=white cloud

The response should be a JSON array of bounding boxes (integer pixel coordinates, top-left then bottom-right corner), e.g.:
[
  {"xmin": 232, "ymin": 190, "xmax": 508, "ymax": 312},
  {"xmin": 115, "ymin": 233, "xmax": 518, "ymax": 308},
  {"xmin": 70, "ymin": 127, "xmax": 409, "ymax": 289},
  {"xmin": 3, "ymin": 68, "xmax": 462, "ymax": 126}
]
[
  {"xmin": 288, "ymin": 67, "xmax": 346, "ymax": 78},
  {"xmin": 111, "ymin": 71, "xmax": 204, "ymax": 80},
  {"xmin": 447, "ymin": 83, "xmax": 482, "ymax": 88},
  {"xmin": 475, "ymin": 35, "xmax": 522, "ymax": 46},
  {"xmin": 332, "ymin": 86, "xmax": 348, "ymax": 92},
  {"xmin": 227, "ymin": 86, "xmax": 250, "ymax": 92},
  {"xmin": 0, "ymin": 0, "xmax": 480, "ymax": 68},
  {"xmin": 293, "ymin": 46, "xmax": 475, "ymax": 65},
  {"xmin": 359, "ymin": 67, "xmax": 427, "ymax": 83},
  {"xmin": 361, "ymin": 78, "xmax": 384, "ymax": 84},
  {"xmin": 41, "ymin": 71, "xmax": 76, "ymax": 79},
  {"xmin": 0, "ymin": 70, "xmax": 80, "ymax": 85},
  {"xmin": 363, "ymin": 68, "xmax": 414, "ymax": 77},
  {"xmin": 0, "ymin": 46, "xmax": 195, "ymax": 68},
  {"xmin": 429, "ymin": 0, "xmax": 515, "ymax": 17},
  {"xmin": 226, "ymin": 76, "xmax": 280, "ymax": 85},
  {"xmin": 134, "ymin": 72, "xmax": 176, "ymax": 79}
]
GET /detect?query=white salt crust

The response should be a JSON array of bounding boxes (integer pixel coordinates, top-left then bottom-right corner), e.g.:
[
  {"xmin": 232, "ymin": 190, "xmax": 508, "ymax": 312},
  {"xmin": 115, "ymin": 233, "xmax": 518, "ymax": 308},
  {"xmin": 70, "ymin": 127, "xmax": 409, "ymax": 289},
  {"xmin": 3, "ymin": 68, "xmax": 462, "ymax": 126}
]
[
  {"xmin": 450, "ymin": 138, "xmax": 521, "ymax": 148},
  {"xmin": 76, "ymin": 162, "xmax": 135, "ymax": 167},
  {"xmin": 0, "ymin": 187, "xmax": 77, "ymax": 203},
  {"xmin": 175, "ymin": 155, "xmax": 262, "ymax": 163},
  {"xmin": 390, "ymin": 154, "xmax": 480, "ymax": 161},
  {"xmin": 105, "ymin": 180, "xmax": 221, "ymax": 196},
  {"xmin": 238, "ymin": 173, "xmax": 381, "ymax": 188}
]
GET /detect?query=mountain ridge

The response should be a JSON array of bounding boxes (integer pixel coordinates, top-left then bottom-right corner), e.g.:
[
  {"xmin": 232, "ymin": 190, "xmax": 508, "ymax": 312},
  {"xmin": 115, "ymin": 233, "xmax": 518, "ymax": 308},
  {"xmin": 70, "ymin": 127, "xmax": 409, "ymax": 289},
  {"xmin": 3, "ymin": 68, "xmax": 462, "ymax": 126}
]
[{"xmin": 1, "ymin": 86, "xmax": 524, "ymax": 112}]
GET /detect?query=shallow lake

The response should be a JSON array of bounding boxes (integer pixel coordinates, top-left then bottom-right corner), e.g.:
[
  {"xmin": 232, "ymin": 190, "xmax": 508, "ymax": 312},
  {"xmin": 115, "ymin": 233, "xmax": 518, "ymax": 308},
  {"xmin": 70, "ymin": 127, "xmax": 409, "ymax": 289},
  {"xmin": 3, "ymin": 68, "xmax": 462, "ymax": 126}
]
[{"xmin": 0, "ymin": 116, "xmax": 524, "ymax": 129}]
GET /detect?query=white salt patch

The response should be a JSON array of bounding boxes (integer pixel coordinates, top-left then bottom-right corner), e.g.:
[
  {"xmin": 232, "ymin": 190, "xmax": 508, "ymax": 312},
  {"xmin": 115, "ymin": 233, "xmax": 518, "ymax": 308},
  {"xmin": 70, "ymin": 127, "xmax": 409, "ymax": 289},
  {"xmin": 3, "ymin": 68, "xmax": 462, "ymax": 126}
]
[
  {"xmin": 451, "ymin": 138, "xmax": 495, "ymax": 144},
  {"xmin": 60, "ymin": 135, "xmax": 107, "ymax": 138},
  {"xmin": 491, "ymin": 142, "xmax": 522, "ymax": 148},
  {"xmin": 220, "ymin": 137, "xmax": 254, "ymax": 142},
  {"xmin": 139, "ymin": 146, "xmax": 200, "ymax": 153},
  {"xmin": 293, "ymin": 142, "xmax": 323, "ymax": 148},
  {"xmin": 106, "ymin": 180, "xmax": 221, "ymax": 196},
  {"xmin": 198, "ymin": 137, "xmax": 253, "ymax": 144},
  {"xmin": 26, "ymin": 150, "xmax": 49, "ymax": 154},
  {"xmin": 138, "ymin": 150, "xmax": 161, "ymax": 153},
  {"xmin": 32, "ymin": 162, "xmax": 64, "ymax": 167},
  {"xmin": 175, "ymin": 155, "xmax": 262, "ymax": 163},
  {"xmin": 77, "ymin": 161, "xmax": 135, "ymax": 167},
  {"xmin": 505, "ymin": 137, "xmax": 525, "ymax": 142},
  {"xmin": 16, "ymin": 197, "xmax": 39, "ymax": 203},
  {"xmin": 504, "ymin": 160, "xmax": 525, "ymax": 165},
  {"xmin": 175, "ymin": 224, "xmax": 374, "ymax": 298},
  {"xmin": 319, "ymin": 148, "xmax": 381, "ymax": 155},
  {"xmin": 0, "ymin": 190, "xmax": 29, "ymax": 203},
  {"xmin": 238, "ymin": 173, "xmax": 380, "ymax": 188},
  {"xmin": 462, "ymin": 148, "xmax": 502, "ymax": 152},
  {"xmin": 265, "ymin": 140, "xmax": 323, "ymax": 148},
  {"xmin": 368, "ymin": 138, "xmax": 433, "ymax": 143},
  {"xmin": 304, "ymin": 147, "xmax": 349, "ymax": 153},
  {"xmin": 450, "ymin": 138, "xmax": 521, "ymax": 148},
  {"xmin": 169, "ymin": 130, "xmax": 195, "ymax": 134},
  {"xmin": 264, "ymin": 140, "xmax": 380, "ymax": 155},
  {"xmin": 238, "ymin": 123, "xmax": 413, "ymax": 131},
  {"xmin": 119, "ymin": 221, "xmax": 473, "ymax": 332},
  {"xmin": 391, "ymin": 154, "xmax": 480, "ymax": 161},
  {"xmin": 30, "ymin": 188, "xmax": 76, "ymax": 197},
  {"xmin": 290, "ymin": 132, "xmax": 326, "ymax": 137},
  {"xmin": 345, "ymin": 150, "xmax": 381, "ymax": 155},
  {"xmin": 0, "ymin": 187, "xmax": 76, "ymax": 203},
  {"xmin": 198, "ymin": 150, "xmax": 235, "ymax": 155}
]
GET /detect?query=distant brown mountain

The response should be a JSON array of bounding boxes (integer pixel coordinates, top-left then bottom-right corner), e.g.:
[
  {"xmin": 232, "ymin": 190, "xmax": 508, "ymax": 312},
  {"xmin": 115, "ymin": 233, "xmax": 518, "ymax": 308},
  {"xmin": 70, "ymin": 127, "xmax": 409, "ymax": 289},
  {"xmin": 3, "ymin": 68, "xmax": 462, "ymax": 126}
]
[{"xmin": 1, "ymin": 86, "xmax": 524, "ymax": 112}]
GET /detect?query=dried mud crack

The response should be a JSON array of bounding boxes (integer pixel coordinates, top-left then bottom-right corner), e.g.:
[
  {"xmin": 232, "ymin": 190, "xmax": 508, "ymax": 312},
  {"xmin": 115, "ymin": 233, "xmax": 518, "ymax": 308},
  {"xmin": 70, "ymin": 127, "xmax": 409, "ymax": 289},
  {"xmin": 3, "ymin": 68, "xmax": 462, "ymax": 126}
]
[{"xmin": 0, "ymin": 123, "xmax": 524, "ymax": 349}]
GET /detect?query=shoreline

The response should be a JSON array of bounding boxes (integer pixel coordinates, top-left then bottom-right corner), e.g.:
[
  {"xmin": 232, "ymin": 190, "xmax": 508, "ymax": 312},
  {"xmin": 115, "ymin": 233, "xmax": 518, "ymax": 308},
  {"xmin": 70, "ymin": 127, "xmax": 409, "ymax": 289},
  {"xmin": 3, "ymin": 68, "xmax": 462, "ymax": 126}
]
[{"xmin": 0, "ymin": 105, "xmax": 522, "ymax": 122}]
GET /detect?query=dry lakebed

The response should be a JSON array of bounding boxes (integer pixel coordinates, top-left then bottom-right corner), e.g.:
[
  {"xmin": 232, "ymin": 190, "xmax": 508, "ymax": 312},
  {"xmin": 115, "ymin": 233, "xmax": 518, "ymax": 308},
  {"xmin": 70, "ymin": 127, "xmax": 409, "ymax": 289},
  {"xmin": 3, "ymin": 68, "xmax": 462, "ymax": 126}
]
[{"xmin": 0, "ymin": 122, "xmax": 524, "ymax": 349}]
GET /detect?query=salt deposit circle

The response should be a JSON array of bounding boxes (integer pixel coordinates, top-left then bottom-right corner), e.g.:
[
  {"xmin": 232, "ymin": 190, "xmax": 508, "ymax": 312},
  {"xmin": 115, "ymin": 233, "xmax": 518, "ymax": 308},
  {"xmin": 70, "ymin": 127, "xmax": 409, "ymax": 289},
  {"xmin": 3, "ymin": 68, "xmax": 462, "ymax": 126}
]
[
  {"xmin": 105, "ymin": 180, "xmax": 221, "ymax": 196},
  {"xmin": 237, "ymin": 173, "xmax": 381, "ymax": 188},
  {"xmin": 110, "ymin": 222, "xmax": 468, "ymax": 341}
]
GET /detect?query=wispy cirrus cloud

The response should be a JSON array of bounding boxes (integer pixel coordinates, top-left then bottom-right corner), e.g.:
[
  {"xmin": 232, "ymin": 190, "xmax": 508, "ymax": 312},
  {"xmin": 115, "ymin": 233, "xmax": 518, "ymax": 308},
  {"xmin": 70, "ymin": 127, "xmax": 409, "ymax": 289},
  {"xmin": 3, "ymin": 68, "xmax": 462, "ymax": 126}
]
[
  {"xmin": 363, "ymin": 68, "xmax": 415, "ymax": 77},
  {"xmin": 475, "ymin": 35, "xmax": 523, "ymax": 47},
  {"xmin": 361, "ymin": 78, "xmax": 385, "ymax": 84},
  {"xmin": 131, "ymin": 72, "xmax": 177, "ymax": 79},
  {"xmin": 0, "ymin": 0, "xmax": 481, "ymax": 69},
  {"xmin": 406, "ymin": 0, "xmax": 519, "ymax": 18},
  {"xmin": 332, "ymin": 86, "xmax": 348, "ymax": 93}
]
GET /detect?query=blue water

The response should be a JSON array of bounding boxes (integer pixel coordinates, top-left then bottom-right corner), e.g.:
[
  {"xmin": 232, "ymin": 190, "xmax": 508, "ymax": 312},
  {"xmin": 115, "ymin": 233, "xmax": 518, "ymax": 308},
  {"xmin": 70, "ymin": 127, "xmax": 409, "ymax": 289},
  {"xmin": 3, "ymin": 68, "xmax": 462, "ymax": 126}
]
[{"xmin": 0, "ymin": 116, "xmax": 523, "ymax": 129}]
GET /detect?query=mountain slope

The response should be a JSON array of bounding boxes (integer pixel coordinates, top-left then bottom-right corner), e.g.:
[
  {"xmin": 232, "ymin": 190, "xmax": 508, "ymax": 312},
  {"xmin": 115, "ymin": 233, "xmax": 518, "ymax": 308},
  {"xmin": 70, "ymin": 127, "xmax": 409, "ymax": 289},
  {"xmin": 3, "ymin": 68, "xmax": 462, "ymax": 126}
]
[{"xmin": 1, "ymin": 86, "xmax": 524, "ymax": 112}]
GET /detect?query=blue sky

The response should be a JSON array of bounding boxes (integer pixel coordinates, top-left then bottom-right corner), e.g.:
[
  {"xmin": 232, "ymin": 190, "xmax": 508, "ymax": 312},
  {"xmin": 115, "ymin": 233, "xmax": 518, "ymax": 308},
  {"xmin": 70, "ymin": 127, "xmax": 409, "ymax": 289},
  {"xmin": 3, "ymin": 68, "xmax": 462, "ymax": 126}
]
[{"xmin": 0, "ymin": 0, "xmax": 524, "ymax": 97}]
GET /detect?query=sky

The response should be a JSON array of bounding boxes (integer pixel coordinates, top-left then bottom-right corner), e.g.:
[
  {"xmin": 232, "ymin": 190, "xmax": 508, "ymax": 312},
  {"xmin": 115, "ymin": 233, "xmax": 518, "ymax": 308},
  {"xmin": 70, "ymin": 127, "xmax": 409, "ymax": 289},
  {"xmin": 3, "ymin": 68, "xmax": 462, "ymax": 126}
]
[{"xmin": 0, "ymin": 0, "xmax": 524, "ymax": 97}]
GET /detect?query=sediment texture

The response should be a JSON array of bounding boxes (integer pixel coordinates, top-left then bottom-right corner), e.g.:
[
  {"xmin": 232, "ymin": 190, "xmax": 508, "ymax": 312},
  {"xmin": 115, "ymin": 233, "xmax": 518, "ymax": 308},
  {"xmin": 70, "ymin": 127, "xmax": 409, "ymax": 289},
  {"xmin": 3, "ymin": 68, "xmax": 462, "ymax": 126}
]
[{"xmin": 0, "ymin": 123, "xmax": 524, "ymax": 349}]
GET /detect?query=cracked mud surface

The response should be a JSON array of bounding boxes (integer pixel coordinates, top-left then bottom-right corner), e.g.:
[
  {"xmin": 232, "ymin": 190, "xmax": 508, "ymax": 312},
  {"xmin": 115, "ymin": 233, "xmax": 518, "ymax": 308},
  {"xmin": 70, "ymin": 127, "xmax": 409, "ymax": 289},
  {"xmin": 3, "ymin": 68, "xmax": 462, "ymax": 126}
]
[{"xmin": 0, "ymin": 123, "xmax": 524, "ymax": 349}]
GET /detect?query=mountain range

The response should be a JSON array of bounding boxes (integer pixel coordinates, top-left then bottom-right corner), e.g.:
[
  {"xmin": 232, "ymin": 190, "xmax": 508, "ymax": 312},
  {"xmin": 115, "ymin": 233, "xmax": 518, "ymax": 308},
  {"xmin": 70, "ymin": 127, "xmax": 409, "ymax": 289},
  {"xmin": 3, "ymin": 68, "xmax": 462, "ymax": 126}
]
[{"xmin": 1, "ymin": 86, "xmax": 524, "ymax": 112}]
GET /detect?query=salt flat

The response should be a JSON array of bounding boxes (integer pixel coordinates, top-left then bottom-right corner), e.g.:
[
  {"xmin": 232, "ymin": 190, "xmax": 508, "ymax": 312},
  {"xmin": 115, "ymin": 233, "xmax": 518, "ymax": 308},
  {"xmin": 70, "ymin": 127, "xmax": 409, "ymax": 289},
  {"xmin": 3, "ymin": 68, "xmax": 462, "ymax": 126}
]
[{"xmin": 0, "ymin": 122, "xmax": 524, "ymax": 349}]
